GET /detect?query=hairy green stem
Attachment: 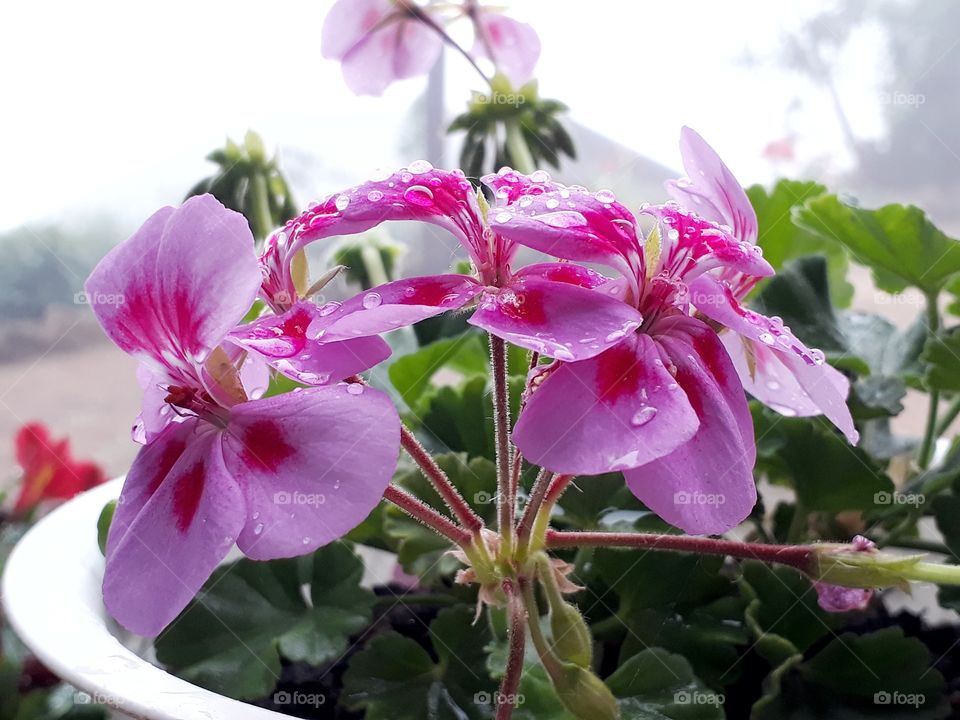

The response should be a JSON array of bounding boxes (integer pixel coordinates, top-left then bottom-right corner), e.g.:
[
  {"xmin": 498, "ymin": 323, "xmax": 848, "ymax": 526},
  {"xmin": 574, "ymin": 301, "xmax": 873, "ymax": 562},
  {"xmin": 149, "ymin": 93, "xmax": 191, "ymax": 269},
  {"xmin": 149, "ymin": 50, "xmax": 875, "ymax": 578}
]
[
  {"xmin": 490, "ymin": 335, "xmax": 515, "ymax": 557},
  {"xmin": 918, "ymin": 292, "xmax": 942, "ymax": 470},
  {"xmin": 496, "ymin": 580, "xmax": 526, "ymax": 720}
]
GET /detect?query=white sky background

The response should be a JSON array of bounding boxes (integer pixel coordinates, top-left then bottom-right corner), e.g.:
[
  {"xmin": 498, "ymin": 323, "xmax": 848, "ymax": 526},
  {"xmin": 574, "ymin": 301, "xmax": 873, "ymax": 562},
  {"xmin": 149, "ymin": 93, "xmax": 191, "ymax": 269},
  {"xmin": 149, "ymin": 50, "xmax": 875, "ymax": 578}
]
[{"xmin": 0, "ymin": 0, "xmax": 890, "ymax": 233}]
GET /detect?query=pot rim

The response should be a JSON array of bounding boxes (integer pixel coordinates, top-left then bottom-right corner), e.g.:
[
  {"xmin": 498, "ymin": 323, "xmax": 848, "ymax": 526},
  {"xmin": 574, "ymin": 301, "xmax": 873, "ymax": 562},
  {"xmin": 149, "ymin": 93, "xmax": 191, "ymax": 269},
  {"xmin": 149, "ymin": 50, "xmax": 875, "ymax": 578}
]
[{"xmin": 2, "ymin": 477, "xmax": 290, "ymax": 720}]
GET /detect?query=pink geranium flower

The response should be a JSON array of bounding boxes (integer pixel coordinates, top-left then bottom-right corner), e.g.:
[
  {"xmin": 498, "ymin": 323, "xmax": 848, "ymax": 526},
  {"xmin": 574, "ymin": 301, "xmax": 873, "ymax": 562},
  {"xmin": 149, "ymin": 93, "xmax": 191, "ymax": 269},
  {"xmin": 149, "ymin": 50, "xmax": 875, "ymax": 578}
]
[
  {"xmin": 492, "ymin": 192, "xmax": 774, "ymax": 534},
  {"xmin": 466, "ymin": 0, "xmax": 541, "ymax": 86},
  {"xmin": 85, "ymin": 195, "xmax": 400, "ymax": 635},
  {"xmin": 667, "ymin": 127, "xmax": 858, "ymax": 443},
  {"xmin": 321, "ymin": 0, "xmax": 443, "ymax": 96},
  {"xmin": 254, "ymin": 163, "xmax": 643, "ymax": 369}
]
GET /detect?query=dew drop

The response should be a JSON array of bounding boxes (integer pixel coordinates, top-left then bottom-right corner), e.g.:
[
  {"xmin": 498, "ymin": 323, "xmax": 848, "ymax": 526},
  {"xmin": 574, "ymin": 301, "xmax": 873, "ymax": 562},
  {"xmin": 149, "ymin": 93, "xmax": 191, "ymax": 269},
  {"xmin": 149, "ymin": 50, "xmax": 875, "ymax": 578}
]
[
  {"xmin": 408, "ymin": 159, "xmax": 433, "ymax": 174},
  {"xmin": 404, "ymin": 185, "xmax": 434, "ymax": 206},
  {"xmin": 595, "ymin": 189, "xmax": 616, "ymax": 203},
  {"xmin": 302, "ymin": 536, "xmax": 311, "ymax": 545},
  {"xmin": 362, "ymin": 292, "xmax": 382, "ymax": 309},
  {"xmin": 545, "ymin": 198, "xmax": 560, "ymax": 209},
  {"xmin": 605, "ymin": 330, "xmax": 626, "ymax": 342},
  {"xmin": 631, "ymin": 406, "xmax": 658, "ymax": 426},
  {"xmin": 253, "ymin": 523, "xmax": 264, "ymax": 536},
  {"xmin": 318, "ymin": 301, "xmax": 341, "ymax": 317},
  {"xmin": 530, "ymin": 170, "xmax": 551, "ymax": 183},
  {"xmin": 335, "ymin": 194, "xmax": 350, "ymax": 211},
  {"xmin": 367, "ymin": 189, "xmax": 384, "ymax": 202},
  {"xmin": 759, "ymin": 332, "xmax": 775, "ymax": 346},
  {"xmin": 494, "ymin": 211, "xmax": 512, "ymax": 223},
  {"xmin": 347, "ymin": 383, "xmax": 364, "ymax": 395}
]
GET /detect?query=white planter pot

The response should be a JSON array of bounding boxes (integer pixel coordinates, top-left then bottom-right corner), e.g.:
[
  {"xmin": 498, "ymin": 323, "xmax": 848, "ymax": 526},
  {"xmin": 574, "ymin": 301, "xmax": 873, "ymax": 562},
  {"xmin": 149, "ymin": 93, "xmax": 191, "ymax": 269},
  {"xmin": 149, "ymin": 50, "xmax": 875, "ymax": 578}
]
[{"xmin": 2, "ymin": 478, "xmax": 304, "ymax": 719}]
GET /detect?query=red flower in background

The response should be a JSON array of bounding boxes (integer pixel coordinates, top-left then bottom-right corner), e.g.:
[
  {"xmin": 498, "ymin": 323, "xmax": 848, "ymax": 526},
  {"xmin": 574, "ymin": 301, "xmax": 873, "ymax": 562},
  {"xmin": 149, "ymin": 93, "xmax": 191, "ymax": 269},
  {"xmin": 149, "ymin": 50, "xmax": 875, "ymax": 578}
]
[{"xmin": 12, "ymin": 423, "xmax": 105, "ymax": 515}]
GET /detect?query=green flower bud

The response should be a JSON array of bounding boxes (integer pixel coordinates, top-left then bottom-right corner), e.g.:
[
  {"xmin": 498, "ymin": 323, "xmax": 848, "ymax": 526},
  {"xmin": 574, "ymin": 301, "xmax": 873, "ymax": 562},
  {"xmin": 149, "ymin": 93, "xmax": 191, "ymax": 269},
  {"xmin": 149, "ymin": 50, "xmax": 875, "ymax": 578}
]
[
  {"xmin": 553, "ymin": 664, "xmax": 620, "ymax": 720},
  {"xmin": 811, "ymin": 538, "xmax": 960, "ymax": 589},
  {"xmin": 550, "ymin": 601, "xmax": 593, "ymax": 668}
]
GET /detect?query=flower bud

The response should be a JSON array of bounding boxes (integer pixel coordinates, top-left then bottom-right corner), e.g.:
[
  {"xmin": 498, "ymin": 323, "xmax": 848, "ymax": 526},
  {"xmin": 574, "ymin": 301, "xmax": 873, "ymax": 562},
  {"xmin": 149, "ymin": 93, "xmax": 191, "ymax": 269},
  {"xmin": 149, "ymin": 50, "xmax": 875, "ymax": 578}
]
[
  {"xmin": 550, "ymin": 601, "xmax": 593, "ymax": 668},
  {"xmin": 553, "ymin": 664, "xmax": 620, "ymax": 720}
]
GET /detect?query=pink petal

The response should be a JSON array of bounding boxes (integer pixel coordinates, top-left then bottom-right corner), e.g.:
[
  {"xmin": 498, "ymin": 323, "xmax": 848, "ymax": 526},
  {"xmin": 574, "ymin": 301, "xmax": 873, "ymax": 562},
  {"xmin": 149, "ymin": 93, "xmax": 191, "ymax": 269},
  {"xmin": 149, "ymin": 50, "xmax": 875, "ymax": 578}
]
[
  {"xmin": 340, "ymin": 15, "xmax": 443, "ymax": 95},
  {"xmin": 471, "ymin": 13, "xmax": 541, "ymax": 85},
  {"xmin": 482, "ymin": 167, "xmax": 559, "ymax": 205},
  {"xmin": 815, "ymin": 583, "xmax": 873, "ymax": 612},
  {"xmin": 321, "ymin": 0, "xmax": 393, "ymax": 60},
  {"xmin": 230, "ymin": 302, "xmax": 391, "ymax": 385},
  {"xmin": 691, "ymin": 274, "xmax": 858, "ymax": 444},
  {"xmin": 221, "ymin": 384, "xmax": 400, "ymax": 560},
  {"xmin": 513, "ymin": 261, "xmax": 611, "ymax": 289},
  {"xmin": 103, "ymin": 422, "xmax": 244, "ymax": 636},
  {"xmin": 469, "ymin": 275, "xmax": 643, "ymax": 361},
  {"xmin": 641, "ymin": 203, "xmax": 772, "ymax": 283},
  {"xmin": 624, "ymin": 324, "xmax": 757, "ymax": 535},
  {"xmin": 666, "ymin": 127, "xmax": 758, "ymax": 245},
  {"xmin": 512, "ymin": 333, "xmax": 699, "ymax": 475},
  {"xmin": 310, "ymin": 275, "xmax": 484, "ymax": 342},
  {"xmin": 279, "ymin": 166, "xmax": 486, "ymax": 266},
  {"xmin": 85, "ymin": 195, "xmax": 260, "ymax": 373},
  {"xmin": 132, "ymin": 362, "xmax": 180, "ymax": 444},
  {"xmin": 488, "ymin": 185, "xmax": 643, "ymax": 286}
]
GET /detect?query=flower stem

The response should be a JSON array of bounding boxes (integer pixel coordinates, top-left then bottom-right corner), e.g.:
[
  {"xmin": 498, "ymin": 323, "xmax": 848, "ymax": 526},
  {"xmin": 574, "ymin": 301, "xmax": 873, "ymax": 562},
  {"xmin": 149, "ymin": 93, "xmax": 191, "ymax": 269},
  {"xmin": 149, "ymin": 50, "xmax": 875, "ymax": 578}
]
[
  {"xmin": 519, "ymin": 577, "xmax": 563, "ymax": 679},
  {"xmin": 936, "ymin": 396, "xmax": 960, "ymax": 437},
  {"xmin": 383, "ymin": 485, "xmax": 472, "ymax": 546},
  {"xmin": 490, "ymin": 335, "xmax": 515, "ymax": 556},
  {"xmin": 525, "ymin": 474, "xmax": 574, "ymax": 557},
  {"xmin": 496, "ymin": 580, "xmax": 527, "ymax": 720},
  {"xmin": 400, "ymin": 425, "xmax": 485, "ymax": 534},
  {"xmin": 515, "ymin": 469, "xmax": 553, "ymax": 558},
  {"xmin": 919, "ymin": 292, "xmax": 942, "ymax": 470},
  {"xmin": 505, "ymin": 120, "xmax": 536, "ymax": 175},
  {"xmin": 545, "ymin": 530, "xmax": 815, "ymax": 572},
  {"xmin": 408, "ymin": 2, "xmax": 493, "ymax": 87}
]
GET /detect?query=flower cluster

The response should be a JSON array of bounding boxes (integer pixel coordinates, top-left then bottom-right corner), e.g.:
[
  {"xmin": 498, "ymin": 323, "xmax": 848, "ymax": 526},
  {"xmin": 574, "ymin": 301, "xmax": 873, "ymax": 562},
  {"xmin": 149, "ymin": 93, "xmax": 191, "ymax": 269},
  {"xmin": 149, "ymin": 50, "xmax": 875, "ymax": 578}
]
[{"xmin": 86, "ymin": 129, "xmax": 856, "ymax": 635}]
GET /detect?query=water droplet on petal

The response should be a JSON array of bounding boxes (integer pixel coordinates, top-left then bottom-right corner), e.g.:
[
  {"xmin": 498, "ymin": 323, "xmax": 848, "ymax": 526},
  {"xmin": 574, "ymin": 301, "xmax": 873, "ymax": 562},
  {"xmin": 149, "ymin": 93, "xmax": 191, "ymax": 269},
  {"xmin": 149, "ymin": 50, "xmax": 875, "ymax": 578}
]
[
  {"xmin": 367, "ymin": 189, "xmax": 384, "ymax": 202},
  {"xmin": 409, "ymin": 160, "xmax": 433, "ymax": 174},
  {"xmin": 318, "ymin": 301, "xmax": 341, "ymax": 317},
  {"xmin": 335, "ymin": 194, "xmax": 350, "ymax": 211},
  {"xmin": 595, "ymin": 189, "xmax": 616, "ymax": 203},
  {"xmin": 302, "ymin": 536, "xmax": 311, "ymax": 545},
  {"xmin": 404, "ymin": 185, "xmax": 434, "ymax": 206},
  {"xmin": 767, "ymin": 380, "xmax": 781, "ymax": 391},
  {"xmin": 759, "ymin": 332, "xmax": 775, "ymax": 345},
  {"xmin": 494, "ymin": 211, "xmax": 512, "ymax": 223},
  {"xmin": 347, "ymin": 383, "xmax": 364, "ymax": 395},
  {"xmin": 605, "ymin": 330, "xmax": 626, "ymax": 342},
  {"xmin": 631, "ymin": 406, "xmax": 658, "ymax": 426},
  {"xmin": 362, "ymin": 292, "xmax": 382, "ymax": 309},
  {"xmin": 545, "ymin": 198, "xmax": 560, "ymax": 209},
  {"xmin": 253, "ymin": 523, "xmax": 264, "ymax": 536},
  {"xmin": 530, "ymin": 170, "xmax": 551, "ymax": 183}
]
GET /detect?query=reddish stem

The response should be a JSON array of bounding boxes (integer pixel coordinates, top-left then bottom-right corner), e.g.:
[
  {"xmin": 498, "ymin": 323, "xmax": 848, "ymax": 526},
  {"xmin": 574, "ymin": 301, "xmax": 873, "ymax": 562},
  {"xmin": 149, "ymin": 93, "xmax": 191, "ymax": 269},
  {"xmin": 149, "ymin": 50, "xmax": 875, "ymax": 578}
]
[
  {"xmin": 515, "ymin": 468, "xmax": 553, "ymax": 545},
  {"xmin": 545, "ymin": 530, "xmax": 815, "ymax": 571},
  {"xmin": 496, "ymin": 579, "xmax": 527, "ymax": 720},
  {"xmin": 383, "ymin": 485, "xmax": 472, "ymax": 546},
  {"xmin": 400, "ymin": 425, "xmax": 485, "ymax": 534},
  {"xmin": 490, "ymin": 336, "xmax": 514, "ymax": 545},
  {"xmin": 543, "ymin": 473, "xmax": 574, "ymax": 507}
]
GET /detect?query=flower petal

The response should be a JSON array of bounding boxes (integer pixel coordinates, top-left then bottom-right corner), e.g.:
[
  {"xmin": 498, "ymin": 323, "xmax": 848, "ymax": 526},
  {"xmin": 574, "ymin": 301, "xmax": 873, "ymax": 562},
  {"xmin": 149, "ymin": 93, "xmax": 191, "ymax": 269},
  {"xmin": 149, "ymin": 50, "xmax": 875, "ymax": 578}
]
[
  {"xmin": 814, "ymin": 583, "xmax": 873, "ymax": 612},
  {"xmin": 103, "ymin": 422, "xmax": 244, "ymax": 636},
  {"xmin": 481, "ymin": 167, "xmax": 559, "ymax": 205},
  {"xmin": 340, "ymin": 15, "xmax": 443, "ymax": 96},
  {"xmin": 222, "ymin": 384, "xmax": 400, "ymax": 560},
  {"xmin": 471, "ymin": 13, "xmax": 541, "ymax": 85},
  {"xmin": 489, "ymin": 184, "xmax": 643, "ymax": 281},
  {"xmin": 691, "ymin": 274, "xmax": 858, "ymax": 443},
  {"xmin": 321, "ymin": 0, "xmax": 393, "ymax": 60},
  {"xmin": 624, "ymin": 323, "xmax": 757, "ymax": 535},
  {"xmin": 230, "ymin": 302, "xmax": 391, "ymax": 385},
  {"xmin": 512, "ymin": 333, "xmax": 699, "ymax": 475},
  {"xmin": 311, "ymin": 275, "xmax": 484, "ymax": 342},
  {"xmin": 666, "ymin": 126, "xmax": 758, "ymax": 244},
  {"xmin": 469, "ymin": 275, "xmax": 643, "ymax": 361},
  {"xmin": 513, "ymin": 261, "xmax": 611, "ymax": 289},
  {"xmin": 85, "ymin": 195, "xmax": 260, "ymax": 371}
]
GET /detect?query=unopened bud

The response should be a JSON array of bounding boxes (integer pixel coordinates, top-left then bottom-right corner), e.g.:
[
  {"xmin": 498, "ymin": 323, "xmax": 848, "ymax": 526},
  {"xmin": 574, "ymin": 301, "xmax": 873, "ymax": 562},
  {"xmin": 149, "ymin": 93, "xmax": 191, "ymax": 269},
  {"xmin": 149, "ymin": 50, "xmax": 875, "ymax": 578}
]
[
  {"xmin": 553, "ymin": 664, "xmax": 620, "ymax": 720},
  {"xmin": 550, "ymin": 601, "xmax": 593, "ymax": 668}
]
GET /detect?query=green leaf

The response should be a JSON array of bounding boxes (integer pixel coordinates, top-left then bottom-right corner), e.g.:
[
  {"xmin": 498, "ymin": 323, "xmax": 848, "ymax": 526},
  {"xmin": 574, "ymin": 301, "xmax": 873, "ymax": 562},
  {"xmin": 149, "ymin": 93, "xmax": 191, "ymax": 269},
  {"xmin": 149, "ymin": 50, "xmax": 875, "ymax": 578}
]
[
  {"xmin": 753, "ymin": 628, "xmax": 949, "ymax": 719},
  {"xmin": 752, "ymin": 410, "xmax": 893, "ymax": 513},
  {"xmin": 96, "ymin": 500, "xmax": 115, "ymax": 556},
  {"xmin": 923, "ymin": 327, "xmax": 960, "ymax": 393},
  {"xmin": 554, "ymin": 473, "xmax": 644, "ymax": 530},
  {"xmin": 342, "ymin": 606, "xmax": 495, "ymax": 720},
  {"xmin": 795, "ymin": 195, "xmax": 960, "ymax": 294},
  {"xmin": 606, "ymin": 648, "xmax": 723, "ymax": 719},
  {"xmin": 747, "ymin": 179, "xmax": 853, "ymax": 306},
  {"xmin": 154, "ymin": 543, "xmax": 374, "ymax": 700},
  {"xmin": 389, "ymin": 332, "xmax": 488, "ymax": 413}
]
